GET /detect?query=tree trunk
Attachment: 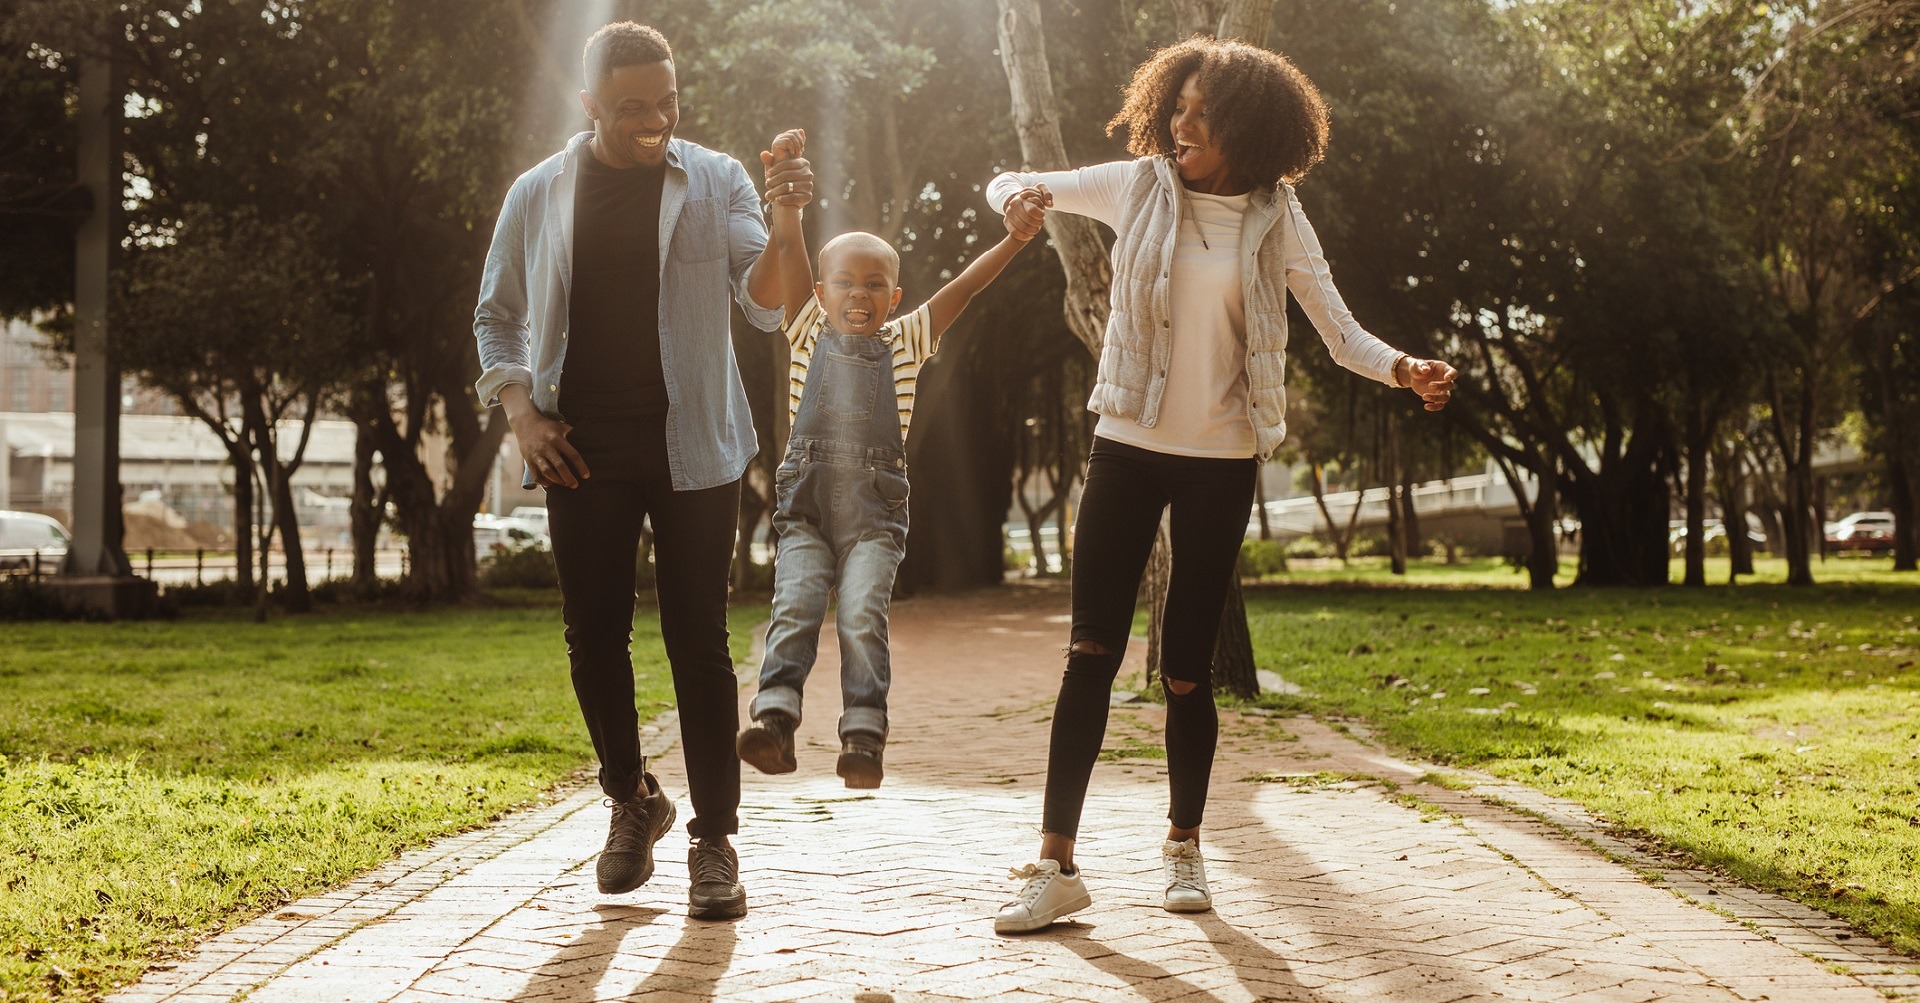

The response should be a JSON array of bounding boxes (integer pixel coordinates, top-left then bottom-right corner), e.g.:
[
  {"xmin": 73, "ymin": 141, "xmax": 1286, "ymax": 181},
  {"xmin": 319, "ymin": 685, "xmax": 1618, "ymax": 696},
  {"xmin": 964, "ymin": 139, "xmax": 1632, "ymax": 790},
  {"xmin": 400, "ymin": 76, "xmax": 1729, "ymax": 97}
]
[
  {"xmin": 1682, "ymin": 411, "xmax": 1708, "ymax": 588},
  {"xmin": 995, "ymin": 0, "xmax": 1114, "ymax": 355},
  {"xmin": 1255, "ymin": 466, "xmax": 1271, "ymax": 540},
  {"xmin": 350, "ymin": 413, "xmax": 383, "ymax": 587},
  {"xmin": 400, "ymin": 506, "xmax": 480, "ymax": 602},
  {"xmin": 370, "ymin": 401, "xmax": 509, "ymax": 602},
  {"xmin": 229, "ymin": 443, "xmax": 255, "ymax": 591},
  {"xmin": 1568, "ymin": 458, "xmax": 1671, "ymax": 587},
  {"xmin": 271, "ymin": 473, "xmax": 311, "ymax": 613},
  {"xmin": 1714, "ymin": 441, "xmax": 1756, "ymax": 579},
  {"xmin": 1144, "ymin": 525, "xmax": 1171, "ymax": 690},
  {"xmin": 1212, "ymin": 569, "xmax": 1259, "ymax": 700},
  {"xmin": 1385, "ymin": 413, "xmax": 1407, "ymax": 576},
  {"xmin": 1891, "ymin": 450, "xmax": 1918, "ymax": 572},
  {"xmin": 1782, "ymin": 453, "xmax": 1816, "ymax": 586},
  {"xmin": 1401, "ymin": 466, "xmax": 1422, "ymax": 559},
  {"xmin": 1527, "ymin": 470, "xmax": 1560, "ymax": 590}
]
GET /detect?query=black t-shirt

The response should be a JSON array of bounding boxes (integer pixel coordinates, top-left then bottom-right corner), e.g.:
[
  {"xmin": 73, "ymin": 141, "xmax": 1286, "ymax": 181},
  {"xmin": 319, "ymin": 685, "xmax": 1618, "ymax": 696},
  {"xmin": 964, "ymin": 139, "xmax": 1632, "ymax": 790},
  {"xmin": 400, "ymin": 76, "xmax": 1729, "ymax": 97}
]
[{"xmin": 561, "ymin": 152, "xmax": 668, "ymax": 414}]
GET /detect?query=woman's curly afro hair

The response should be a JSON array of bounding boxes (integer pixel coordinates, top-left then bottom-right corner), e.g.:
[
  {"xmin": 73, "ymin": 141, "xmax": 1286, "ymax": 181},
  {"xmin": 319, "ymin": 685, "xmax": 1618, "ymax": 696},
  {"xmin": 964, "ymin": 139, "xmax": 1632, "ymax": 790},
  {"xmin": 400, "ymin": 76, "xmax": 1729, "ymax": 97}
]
[{"xmin": 1107, "ymin": 36, "xmax": 1330, "ymax": 190}]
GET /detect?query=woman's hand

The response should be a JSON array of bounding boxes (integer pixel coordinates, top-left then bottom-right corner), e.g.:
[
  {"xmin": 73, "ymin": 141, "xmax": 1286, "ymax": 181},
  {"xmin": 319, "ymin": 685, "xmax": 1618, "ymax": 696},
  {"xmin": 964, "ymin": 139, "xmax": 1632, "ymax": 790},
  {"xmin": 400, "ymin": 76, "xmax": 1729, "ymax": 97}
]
[
  {"xmin": 1003, "ymin": 184, "xmax": 1052, "ymax": 241},
  {"xmin": 1398, "ymin": 357, "xmax": 1458, "ymax": 412},
  {"xmin": 760, "ymin": 128, "xmax": 811, "ymax": 208}
]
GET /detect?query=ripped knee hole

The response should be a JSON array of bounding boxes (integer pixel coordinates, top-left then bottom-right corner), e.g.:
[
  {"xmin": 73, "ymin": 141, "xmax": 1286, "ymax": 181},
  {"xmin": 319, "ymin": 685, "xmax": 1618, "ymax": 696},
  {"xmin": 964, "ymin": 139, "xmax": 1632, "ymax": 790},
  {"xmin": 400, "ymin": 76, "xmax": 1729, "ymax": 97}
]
[
  {"xmin": 1164, "ymin": 678, "xmax": 1199, "ymax": 697},
  {"xmin": 1067, "ymin": 639, "xmax": 1111, "ymax": 657}
]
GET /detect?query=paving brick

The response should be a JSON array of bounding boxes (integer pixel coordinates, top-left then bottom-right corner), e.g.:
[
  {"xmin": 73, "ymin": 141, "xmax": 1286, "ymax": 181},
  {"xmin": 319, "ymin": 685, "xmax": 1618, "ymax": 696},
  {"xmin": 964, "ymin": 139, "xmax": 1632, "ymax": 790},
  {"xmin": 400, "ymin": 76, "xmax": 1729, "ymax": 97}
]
[{"xmin": 104, "ymin": 583, "xmax": 1911, "ymax": 1002}]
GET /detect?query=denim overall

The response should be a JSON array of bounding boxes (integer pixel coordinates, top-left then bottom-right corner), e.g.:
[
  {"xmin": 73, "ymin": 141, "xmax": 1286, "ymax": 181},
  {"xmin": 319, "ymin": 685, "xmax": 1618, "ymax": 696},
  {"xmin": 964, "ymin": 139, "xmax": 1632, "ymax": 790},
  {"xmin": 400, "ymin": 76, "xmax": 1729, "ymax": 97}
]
[{"xmin": 750, "ymin": 326, "xmax": 912, "ymax": 740}]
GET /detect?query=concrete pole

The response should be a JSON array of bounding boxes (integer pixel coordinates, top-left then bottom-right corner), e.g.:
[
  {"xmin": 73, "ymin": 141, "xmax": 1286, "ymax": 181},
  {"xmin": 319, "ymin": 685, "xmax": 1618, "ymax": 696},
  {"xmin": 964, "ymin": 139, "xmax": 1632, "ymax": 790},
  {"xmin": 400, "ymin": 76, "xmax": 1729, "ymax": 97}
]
[{"xmin": 61, "ymin": 54, "xmax": 132, "ymax": 578}]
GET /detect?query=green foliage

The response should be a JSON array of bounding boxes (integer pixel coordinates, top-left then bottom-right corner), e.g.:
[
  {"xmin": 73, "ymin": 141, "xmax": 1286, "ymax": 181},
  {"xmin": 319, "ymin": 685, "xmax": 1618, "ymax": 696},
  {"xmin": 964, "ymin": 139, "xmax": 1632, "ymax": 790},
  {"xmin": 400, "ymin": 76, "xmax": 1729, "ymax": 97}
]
[
  {"xmin": 1238, "ymin": 539, "xmax": 1288, "ymax": 578},
  {"xmin": 1244, "ymin": 564, "xmax": 1920, "ymax": 951},
  {"xmin": 0, "ymin": 599, "xmax": 767, "ymax": 1000},
  {"xmin": 478, "ymin": 546, "xmax": 558, "ymax": 591}
]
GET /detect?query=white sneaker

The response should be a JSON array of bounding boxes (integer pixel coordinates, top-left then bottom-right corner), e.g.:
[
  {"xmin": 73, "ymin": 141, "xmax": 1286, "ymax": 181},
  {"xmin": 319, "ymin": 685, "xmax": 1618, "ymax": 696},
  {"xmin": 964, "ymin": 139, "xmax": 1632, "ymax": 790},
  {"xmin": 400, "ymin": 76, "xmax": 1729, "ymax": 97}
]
[
  {"xmin": 994, "ymin": 860, "xmax": 1092, "ymax": 934},
  {"xmin": 1162, "ymin": 839, "xmax": 1212, "ymax": 913}
]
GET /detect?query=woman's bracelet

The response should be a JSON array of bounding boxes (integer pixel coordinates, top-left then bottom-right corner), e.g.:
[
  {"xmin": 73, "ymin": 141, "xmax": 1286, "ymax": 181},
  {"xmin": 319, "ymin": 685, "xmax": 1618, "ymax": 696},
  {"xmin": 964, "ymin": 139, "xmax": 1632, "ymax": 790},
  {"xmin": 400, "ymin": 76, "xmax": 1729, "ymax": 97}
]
[{"xmin": 1392, "ymin": 353, "xmax": 1412, "ymax": 388}]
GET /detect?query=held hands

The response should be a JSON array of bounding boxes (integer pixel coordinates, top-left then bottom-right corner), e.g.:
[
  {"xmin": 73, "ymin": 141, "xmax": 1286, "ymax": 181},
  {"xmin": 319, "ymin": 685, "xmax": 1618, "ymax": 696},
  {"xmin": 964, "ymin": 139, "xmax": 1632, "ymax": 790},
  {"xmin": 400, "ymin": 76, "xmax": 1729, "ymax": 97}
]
[
  {"xmin": 1003, "ymin": 183, "xmax": 1052, "ymax": 242},
  {"xmin": 761, "ymin": 128, "xmax": 812, "ymax": 208},
  {"xmin": 1398, "ymin": 357, "xmax": 1459, "ymax": 412}
]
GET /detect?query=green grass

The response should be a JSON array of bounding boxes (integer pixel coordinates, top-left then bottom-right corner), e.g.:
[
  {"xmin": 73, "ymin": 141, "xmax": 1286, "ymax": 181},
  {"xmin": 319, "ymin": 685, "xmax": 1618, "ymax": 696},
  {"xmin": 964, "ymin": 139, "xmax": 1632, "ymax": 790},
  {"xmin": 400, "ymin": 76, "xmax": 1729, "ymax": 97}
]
[
  {"xmin": 1257, "ymin": 554, "xmax": 1915, "ymax": 589},
  {"xmin": 1240, "ymin": 560, "xmax": 1920, "ymax": 952},
  {"xmin": 0, "ymin": 596, "xmax": 766, "ymax": 1002}
]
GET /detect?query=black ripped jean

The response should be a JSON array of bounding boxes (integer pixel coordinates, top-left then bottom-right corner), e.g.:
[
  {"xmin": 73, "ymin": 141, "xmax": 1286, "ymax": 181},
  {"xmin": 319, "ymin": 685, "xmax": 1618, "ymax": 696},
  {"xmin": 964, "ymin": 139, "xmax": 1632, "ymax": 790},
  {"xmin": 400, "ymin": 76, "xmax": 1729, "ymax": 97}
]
[
  {"xmin": 546, "ymin": 404, "xmax": 741, "ymax": 839},
  {"xmin": 1042, "ymin": 436, "xmax": 1257, "ymax": 840}
]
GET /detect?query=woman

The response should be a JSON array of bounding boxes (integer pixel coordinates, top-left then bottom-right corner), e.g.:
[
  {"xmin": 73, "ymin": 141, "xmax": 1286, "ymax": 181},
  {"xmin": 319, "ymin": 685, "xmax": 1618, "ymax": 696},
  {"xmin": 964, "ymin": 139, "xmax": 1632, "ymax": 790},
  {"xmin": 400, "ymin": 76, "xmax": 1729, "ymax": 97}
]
[{"xmin": 988, "ymin": 37, "xmax": 1456, "ymax": 934}]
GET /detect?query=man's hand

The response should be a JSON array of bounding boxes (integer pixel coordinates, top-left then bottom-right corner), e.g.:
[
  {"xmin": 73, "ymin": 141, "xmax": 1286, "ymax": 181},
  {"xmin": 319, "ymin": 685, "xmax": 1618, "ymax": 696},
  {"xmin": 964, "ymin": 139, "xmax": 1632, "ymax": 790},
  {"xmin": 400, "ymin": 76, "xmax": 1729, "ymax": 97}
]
[
  {"xmin": 1399, "ymin": 357, "xmax": 1459, "ymax": 412},
  {"xmin": 1003, "ymin": 183, "xmax": 1052, "ymax": 241},
  {"xmin": 499, "ymin": 385, "xmax": 589, "ymax": 488},
  {"xmin": 760, "ymin": 128, "xmax": 812, "ymax": 208}
]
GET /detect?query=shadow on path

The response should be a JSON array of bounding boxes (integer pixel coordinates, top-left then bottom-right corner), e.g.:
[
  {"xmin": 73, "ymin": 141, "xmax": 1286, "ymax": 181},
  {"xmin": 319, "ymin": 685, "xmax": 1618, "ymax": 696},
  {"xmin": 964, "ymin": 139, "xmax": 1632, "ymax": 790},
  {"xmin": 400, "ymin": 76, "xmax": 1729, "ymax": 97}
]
[
  {"xmin": 1044, "ymin": 918, "xmax": 1329, "ymax": 1003},
  {"xmin": 503, "ymin": 903, "xmax": 663, "ymax": 1002}
]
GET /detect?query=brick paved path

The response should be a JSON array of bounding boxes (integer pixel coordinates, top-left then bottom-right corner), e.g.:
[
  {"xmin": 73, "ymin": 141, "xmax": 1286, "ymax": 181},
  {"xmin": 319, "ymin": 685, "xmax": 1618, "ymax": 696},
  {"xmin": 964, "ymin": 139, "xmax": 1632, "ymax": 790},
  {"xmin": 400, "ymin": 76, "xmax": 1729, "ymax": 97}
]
[{"xmin": 111, "ymin": 583, "xmax": 1920, "ymax": 1002}]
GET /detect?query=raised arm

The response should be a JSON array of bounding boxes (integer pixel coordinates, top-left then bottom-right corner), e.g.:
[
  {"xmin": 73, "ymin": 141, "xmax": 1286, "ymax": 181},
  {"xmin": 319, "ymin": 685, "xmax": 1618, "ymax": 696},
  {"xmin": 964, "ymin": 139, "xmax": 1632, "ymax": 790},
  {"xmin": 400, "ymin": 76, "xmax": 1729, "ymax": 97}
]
[
  {"xmin": 923, "ymin": 193, "xmax": 1043, "ymax": 345},
  {"xmin": 739, "ymin": 130, "xmax": 814, "ymax": 330},
  {"xmin": 761, "ymin": 129, "xmax": 814, "ymax": 327},
  {"xmin": 1283, "ymin": 186, "xmax": 1457, "ymax": 410},
  {"xmin": 985, "ymin": 160, "xmax": 1134, "ymax": 230}
]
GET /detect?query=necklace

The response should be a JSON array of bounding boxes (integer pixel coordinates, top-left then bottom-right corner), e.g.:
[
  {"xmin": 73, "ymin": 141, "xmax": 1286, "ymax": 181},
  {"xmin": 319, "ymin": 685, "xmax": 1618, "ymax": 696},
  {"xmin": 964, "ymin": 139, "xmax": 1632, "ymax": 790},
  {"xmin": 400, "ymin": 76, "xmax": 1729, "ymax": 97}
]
[{"xmin": 1183, "ymin": 193, "xmax": 1211, "ymax": 251}]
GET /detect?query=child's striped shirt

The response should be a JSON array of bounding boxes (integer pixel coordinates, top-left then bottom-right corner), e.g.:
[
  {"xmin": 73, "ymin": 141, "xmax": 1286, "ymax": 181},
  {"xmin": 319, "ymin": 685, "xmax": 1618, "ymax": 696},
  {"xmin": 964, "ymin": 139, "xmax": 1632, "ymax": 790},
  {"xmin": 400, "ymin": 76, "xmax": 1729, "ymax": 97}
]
[{"xmin": 783, "ymin": 295, "xmax": 936, "ymax": 445}]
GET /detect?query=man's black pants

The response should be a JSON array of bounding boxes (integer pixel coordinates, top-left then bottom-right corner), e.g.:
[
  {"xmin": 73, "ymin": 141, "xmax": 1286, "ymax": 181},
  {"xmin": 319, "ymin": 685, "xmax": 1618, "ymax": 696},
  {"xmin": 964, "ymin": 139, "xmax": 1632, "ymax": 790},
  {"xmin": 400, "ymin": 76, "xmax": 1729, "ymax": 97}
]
[{"xmin": 547, "ymin": 408, "xmax": 740, "ymax": 839}]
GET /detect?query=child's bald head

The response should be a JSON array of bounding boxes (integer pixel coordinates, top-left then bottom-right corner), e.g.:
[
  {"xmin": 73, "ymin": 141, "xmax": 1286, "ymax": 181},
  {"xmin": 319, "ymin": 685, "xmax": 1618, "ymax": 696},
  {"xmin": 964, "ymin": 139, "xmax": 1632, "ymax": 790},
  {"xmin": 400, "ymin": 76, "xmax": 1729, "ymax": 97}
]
[{"xmin": 819, "ymin": 232, "xmax": 900, "ymax": 285}]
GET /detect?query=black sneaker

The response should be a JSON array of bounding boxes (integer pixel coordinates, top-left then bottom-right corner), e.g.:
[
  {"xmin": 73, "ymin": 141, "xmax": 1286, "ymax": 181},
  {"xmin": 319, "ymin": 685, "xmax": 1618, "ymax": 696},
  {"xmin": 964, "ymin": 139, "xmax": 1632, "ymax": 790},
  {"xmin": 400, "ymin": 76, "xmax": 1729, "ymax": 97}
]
[
  {"xmin": 836, "ymin": 735, "xmax": 885, "ymax": 790},
  {"xmin": 687, "ymin": 838, "xmax": 747, "ymax": 920},
  {"xmin": 736, "ymin": 712, "xmax": 798, "ymax": 775},
  {"xmin": 595, "ymin": 770, "xmax": 677, "ymax": 895}
]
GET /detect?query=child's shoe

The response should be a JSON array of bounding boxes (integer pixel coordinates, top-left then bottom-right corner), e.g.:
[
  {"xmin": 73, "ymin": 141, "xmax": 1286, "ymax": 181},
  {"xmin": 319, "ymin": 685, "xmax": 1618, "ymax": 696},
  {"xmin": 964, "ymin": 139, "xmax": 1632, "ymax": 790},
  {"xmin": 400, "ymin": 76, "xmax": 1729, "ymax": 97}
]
[
  {"xmin": 736, "ymin": 712, "xmax": 798, "ymax": 775},
  {"xmin": 835, "ymin": 735, "xmax": 885, "ymax": 789}
]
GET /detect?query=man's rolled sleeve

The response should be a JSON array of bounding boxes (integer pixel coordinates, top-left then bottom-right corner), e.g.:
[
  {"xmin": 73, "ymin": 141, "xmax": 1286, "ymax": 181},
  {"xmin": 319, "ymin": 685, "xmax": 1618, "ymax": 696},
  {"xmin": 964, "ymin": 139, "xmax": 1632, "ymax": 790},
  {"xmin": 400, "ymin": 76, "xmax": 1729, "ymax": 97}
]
[
  {"xmin": 474, "ymin": 182, "xmax": 536, "ymax": 406},
  {"xmin": 725, "ymin": 161, "xmax": 783, "ymax": 331}
]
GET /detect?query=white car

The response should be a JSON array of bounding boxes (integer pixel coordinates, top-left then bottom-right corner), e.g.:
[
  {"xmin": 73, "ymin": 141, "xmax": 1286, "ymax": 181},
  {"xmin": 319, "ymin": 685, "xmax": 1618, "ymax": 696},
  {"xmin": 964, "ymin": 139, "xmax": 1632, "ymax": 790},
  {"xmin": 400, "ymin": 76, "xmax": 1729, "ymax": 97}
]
[
  {"xmin": 1826, "ymin": 511, "xmax": 1896, "ymax": 554},
  {"xmin": 508, "ymin": 506, "xmax": 549, "ymax": 536},
  {"xmin": 473, "ymin": 514, "xmax": 550, "ymax": 560},
  {"xmin": 0, "ymin": 510, "xmax": 71, "ymax": 573}
]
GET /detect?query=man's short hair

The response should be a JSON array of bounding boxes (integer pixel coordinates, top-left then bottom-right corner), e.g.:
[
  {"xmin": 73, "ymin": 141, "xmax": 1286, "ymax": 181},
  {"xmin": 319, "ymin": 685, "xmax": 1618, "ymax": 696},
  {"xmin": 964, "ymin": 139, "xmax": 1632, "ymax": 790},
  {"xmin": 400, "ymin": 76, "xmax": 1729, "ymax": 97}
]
[
  {"xmin": 818, "ymin": 232, "xmax": 901, "ymax": 283},
  {"xmin": 583, "ymin": 22, "xmax": 672, "ymax": 90}
]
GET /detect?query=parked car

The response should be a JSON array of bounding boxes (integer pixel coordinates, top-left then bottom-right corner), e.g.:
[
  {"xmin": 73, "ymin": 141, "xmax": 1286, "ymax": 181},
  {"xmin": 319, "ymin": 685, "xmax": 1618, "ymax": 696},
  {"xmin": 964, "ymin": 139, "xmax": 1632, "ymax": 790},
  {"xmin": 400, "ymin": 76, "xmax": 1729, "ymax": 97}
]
[
  {"xmin": 1826, "ymin": 511, "xmax": 1896, "ymax": 554},
  {"xmin": 0, "ymin": 510, "xmax": 71, "ymax": 573},
  {"xmin": 1668, "ymin": 515, "xmax": 1768, "ymax": 555},
  {"xmin": 473, "ymin": 514, "xmax": 550, "ymax": 560},
  {"xmin": 508, "ymin": 505, "xmax": 549, "ymax": 536}
]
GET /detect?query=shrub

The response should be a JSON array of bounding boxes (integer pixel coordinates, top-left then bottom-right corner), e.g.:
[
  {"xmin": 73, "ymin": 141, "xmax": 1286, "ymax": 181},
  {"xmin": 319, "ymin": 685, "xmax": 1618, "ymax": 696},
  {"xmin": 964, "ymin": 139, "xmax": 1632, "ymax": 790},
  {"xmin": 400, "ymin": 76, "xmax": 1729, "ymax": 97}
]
[
  {"xmin": 0, "ymin": 579, "xmax": 81, "ymax": 621},
  {"xmin": 1350, "ymin": 532, "xmax": 1391, "ymax": 558},
  {"xmin": 1285, "ymin": 535, "xmax": 1332, "ymax": 560},
  {"xmin": 480, "ymin": 545, "xmax": 558, "ymax": 590},
  {"xmin": 1239, "ymin": 538, "xmax": 1289, "ymax": 577},
  {"xmin": 157, "ymin": 578, "xmax": 257, "ymax": 608}
]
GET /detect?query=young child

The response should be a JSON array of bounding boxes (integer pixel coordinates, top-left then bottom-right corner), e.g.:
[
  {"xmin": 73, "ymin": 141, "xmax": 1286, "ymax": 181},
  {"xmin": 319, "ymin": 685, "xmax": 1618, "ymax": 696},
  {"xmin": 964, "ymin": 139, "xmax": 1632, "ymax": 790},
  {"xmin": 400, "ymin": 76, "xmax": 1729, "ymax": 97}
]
[{"xmin": 736, "ymin": 129, "xmax": 1047, "ymax": 788}]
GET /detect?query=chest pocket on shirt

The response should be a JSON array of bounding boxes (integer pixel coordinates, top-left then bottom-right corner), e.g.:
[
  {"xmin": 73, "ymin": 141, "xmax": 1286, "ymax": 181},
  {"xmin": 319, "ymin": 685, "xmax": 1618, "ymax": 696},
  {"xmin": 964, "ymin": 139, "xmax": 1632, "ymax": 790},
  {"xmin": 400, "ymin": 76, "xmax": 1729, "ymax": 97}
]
[{"xmin": 671, "ymin": 196, "xmax": 725, "ymax": 263}]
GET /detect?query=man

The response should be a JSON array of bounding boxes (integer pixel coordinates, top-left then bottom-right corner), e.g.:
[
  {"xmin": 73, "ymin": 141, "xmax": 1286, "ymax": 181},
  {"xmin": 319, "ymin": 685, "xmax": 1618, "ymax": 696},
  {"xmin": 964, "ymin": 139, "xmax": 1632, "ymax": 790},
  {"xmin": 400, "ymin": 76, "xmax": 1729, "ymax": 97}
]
[{"xmin": 472, "ymin": 21, "xmax": 812, "ymax": 921}]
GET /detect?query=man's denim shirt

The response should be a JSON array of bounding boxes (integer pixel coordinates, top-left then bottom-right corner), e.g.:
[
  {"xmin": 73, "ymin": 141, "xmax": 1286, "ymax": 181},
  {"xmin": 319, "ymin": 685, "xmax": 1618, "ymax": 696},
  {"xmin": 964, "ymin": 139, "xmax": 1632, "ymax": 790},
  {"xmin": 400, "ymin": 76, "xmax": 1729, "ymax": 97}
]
[{"xmin": 474, "ymin": 133, "xmax": 783, "ymax": 491}]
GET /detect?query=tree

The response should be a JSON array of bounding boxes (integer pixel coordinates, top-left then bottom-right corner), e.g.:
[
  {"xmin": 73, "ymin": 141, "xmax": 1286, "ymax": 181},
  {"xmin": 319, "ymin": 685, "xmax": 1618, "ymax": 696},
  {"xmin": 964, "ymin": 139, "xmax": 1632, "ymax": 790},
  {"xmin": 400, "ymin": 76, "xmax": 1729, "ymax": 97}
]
[{"xmin": 118, "ymin": 205, "xmax": 350, "ymax": 611}]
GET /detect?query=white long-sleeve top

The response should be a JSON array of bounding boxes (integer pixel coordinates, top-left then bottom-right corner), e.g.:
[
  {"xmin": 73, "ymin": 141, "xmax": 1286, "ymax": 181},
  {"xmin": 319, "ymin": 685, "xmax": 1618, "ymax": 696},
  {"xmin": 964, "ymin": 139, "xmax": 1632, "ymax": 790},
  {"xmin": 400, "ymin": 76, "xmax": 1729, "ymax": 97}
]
[{"xmin": 988, "ymin": 160, "xmax": 1402, "ymax": 459}]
